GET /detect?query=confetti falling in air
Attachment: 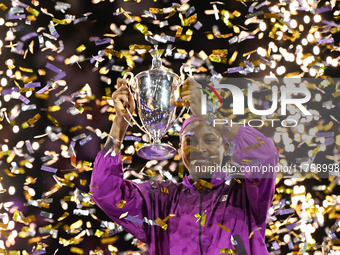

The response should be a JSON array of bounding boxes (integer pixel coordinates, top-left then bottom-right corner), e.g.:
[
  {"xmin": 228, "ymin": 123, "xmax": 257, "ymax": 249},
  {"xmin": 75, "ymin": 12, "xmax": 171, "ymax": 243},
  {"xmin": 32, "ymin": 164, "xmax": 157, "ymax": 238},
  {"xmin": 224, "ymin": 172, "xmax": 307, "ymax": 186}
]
[{"xmin": 0, "ymin": 0, "xmax": 339, "ymax": 254}]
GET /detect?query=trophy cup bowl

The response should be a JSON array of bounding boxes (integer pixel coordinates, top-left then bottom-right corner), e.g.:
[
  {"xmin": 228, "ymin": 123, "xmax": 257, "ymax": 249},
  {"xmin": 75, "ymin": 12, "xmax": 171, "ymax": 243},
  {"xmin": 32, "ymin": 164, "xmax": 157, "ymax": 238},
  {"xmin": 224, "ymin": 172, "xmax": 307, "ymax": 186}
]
[{"xmin": 123, "ymin": 50, "xmax": 188, "ymax": 160}]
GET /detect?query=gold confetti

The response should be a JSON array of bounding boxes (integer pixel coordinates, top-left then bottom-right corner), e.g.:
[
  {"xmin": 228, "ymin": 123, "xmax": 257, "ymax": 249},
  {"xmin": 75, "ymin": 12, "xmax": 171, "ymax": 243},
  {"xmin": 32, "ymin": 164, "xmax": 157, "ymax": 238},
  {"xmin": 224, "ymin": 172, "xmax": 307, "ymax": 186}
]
[
  {"xmin": 129, "ymin": 44, "xmax": 152, "ymax": 51},
  {"xmin": 116, "ymin": 199, "xmax": 126, "ymax": 208},
  {"xmin": 242, "ymin": 159, "xmax": 252, "ymax": 164},
  {"xmin": 163, "ymin": 214, "xmax": 175, "ymax": 222},
  {"xmin": 69, "ymin": 126, "xmax": 82, "ymax": 132},
  {"xmin": 264, "ymin": 13, "xmax": 280, "ymax": 19},
  {"xmin": 80, "ymin": 179, "xmax": 87, "ymax": 186},
  {"xmin": 22, "ymin": 113, "xmax": 41, "ymax": 129},
  {"xmin": 161, "ymin": 187, "xmax": 169, "ymax": 193},
  {"xmin": 52, "ymin": 18, "xmax": 72, "ymax": 25},
  {"xmin": 0, "ymin": 3, "xmax": 8, "ymax": 10},
  {"xmin": 48, "ymin": 106, "xmax": 61, "ymax": 112},
  {"xmin": 94, "ymin": 229, "xmax": 105, "ymax": 237},
  {"xmin": 175, "ymin": 26, "xmax": 183, "ymax": 37},
  {"xmin": 155, "ymin": 217, "xmax": 168, "ymax": 230},
  {"xmin": 27, "ymin": 6, "xmax": 40, "ymax": 16},
  {"xmin": 228, "ymin": 51, "xmax": 238, "ymax": 65},
  {"xmin": 70, "ymin": 220, "xmax": 83, "ymax": 229},
  {"xmin": 70, "ymin": 247, "xmax": 84, "ymax": 254},
  {"xmin": 218, "ymin": 223, "xmax": 230, "ymax": 232},
  {"xmin": 47, "ymin": 114, "xmax": 60, "ymax": 127},
  {"xmin": 149, "ymin": 8, "xmax": 163, "ymax": 14},
  {"xmin": 58, "ymin": 212, "xmax": 69, "ymax": 221},
  {"xmin": 198, "ymin": 179, "xmax": 213, "ymax": 189},
  {"xmin": 249, "ymin": 227, "xmax": 262, "ymax": 239},
  {"xmin": 209, "ymin": 54, "xmax": 227, "ymax": 63},
  {"xmin": 134, "ymin": 23, "xmax": 151, "ymax": 35},
  {"xmin": 220, "ymin": 248, "xmax": 237, "ymax": 254},
  {"xmin": 76, "ymin": 44, "xmax": 86, "ymax": 53},
  {"xmin": 19, "ymin": 66, "xmax": 34, "ymax": 72}
]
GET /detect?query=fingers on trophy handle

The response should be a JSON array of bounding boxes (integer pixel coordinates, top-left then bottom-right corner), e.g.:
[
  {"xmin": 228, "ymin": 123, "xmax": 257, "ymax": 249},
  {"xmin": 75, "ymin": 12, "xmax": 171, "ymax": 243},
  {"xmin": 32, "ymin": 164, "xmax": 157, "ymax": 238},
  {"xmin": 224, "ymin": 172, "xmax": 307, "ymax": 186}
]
[
  {"xmin": 122, "ymin": 72, "xmax": 135, "ymax": 92},
  {"xmin": 180, "ymin": 64, "xmax": 193, "ymax": 84}
]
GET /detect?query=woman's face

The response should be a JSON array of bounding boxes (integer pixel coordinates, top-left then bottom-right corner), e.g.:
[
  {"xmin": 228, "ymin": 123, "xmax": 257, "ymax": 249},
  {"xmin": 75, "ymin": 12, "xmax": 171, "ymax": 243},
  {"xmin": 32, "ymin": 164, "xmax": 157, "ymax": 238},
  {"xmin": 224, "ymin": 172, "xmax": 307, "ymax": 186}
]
[{"xmin": 179, "ymin": 120, "xmax": 229, "ymax": 180}]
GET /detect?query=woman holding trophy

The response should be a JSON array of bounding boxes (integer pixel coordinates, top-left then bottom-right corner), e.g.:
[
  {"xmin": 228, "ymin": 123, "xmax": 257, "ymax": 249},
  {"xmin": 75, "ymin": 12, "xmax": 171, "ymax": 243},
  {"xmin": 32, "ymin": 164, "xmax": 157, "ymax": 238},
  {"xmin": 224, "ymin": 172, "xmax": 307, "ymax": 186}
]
[{"xmin": 90, "ymin": 59, "xmax": 279, "ymax": 254}]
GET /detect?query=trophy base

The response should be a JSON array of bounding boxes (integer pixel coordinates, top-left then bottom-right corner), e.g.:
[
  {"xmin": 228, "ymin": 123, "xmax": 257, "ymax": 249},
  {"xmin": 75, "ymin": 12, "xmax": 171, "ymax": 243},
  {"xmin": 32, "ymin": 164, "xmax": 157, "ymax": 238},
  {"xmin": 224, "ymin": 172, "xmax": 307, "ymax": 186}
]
[{"xmin": 137, "ymin": 143, "xmax": 177, "ymax": 160}]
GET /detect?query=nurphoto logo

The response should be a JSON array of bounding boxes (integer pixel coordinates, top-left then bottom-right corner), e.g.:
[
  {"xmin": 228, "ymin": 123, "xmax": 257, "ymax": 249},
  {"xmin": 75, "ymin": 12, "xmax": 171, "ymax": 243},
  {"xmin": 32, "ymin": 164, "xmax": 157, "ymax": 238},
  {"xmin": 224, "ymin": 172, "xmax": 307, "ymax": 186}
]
[{"xmin": 200, "ymin": 79, "xmax": 312, "ymax": 128}]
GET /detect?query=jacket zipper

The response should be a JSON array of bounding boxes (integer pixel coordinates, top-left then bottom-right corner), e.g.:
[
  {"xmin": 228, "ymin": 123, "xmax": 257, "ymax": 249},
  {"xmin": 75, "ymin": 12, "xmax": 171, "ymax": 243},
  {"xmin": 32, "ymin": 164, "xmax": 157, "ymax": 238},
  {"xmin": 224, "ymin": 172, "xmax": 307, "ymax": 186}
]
[{"xmin": 199, "ymin": 192, "xmax": 204, "ymax": 255}]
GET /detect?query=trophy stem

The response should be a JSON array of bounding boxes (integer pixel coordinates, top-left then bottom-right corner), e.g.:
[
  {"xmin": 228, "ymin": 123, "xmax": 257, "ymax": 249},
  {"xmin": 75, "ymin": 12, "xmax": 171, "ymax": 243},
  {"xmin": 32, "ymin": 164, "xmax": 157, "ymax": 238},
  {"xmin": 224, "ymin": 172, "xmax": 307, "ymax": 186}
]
[{"xmin": 152, "ymin": 130, "xmax": 161, "ymax": 144}]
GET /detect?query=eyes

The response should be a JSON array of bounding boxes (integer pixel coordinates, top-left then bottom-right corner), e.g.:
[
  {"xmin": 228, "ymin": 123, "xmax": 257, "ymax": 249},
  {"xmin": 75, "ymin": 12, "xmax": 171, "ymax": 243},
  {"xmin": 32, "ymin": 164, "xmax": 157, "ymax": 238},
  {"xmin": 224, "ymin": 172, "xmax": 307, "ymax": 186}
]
[{"xmin": 183, "ymin": 136, "xmax": 219, "ymax": 146}]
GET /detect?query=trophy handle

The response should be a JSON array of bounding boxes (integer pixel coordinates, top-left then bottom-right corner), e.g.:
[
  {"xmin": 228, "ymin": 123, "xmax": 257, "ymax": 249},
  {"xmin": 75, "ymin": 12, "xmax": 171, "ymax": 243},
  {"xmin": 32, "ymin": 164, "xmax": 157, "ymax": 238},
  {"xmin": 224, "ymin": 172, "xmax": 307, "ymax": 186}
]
[
  {"xmin": 180, "ymin": 64, "xmax": 193, "ymax": 83},
  {"xmin": 123, "ymin": 72, "xmax": 135, "ymax": 91},
  {"xmin": 122, "ymin": 72, "xmax": 150, "ymax": 135},
  {"xmin": 168, "ymin": 106, "xmax": 187, "ymax": 131}
]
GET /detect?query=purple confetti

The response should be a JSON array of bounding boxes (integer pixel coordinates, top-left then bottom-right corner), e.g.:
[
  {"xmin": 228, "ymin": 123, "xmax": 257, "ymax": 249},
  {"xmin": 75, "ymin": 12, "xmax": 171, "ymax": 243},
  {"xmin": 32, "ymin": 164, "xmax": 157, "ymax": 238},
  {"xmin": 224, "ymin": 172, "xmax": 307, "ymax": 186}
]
[
  {"xmin": 24, "ymin": 82, "xmax": 41, "ymax": 88},
  {"xmin": 318, "ymin": 36, "xmax": 334, "ymax": 44},
  {"xmin": 1, "ymin": 87, "xmax": 20, "ymax": 95},
  {"xmin": 15, "ymin": 41, "xmax": 24, "ymax": 52},
  {"xmin": 248, "ymin": 2, "xmax": 257, "ymax": 13},
  {"xmin": 288, "ymin": 241, "xmax": 294, "ymax": 250},
  {"xmin": 194, "ymin": 21, "xmax": 202, "ymax": 30},
  {"xmin": 331, "ymin": 218, "xmax": 340, "ymax": 234},
  {"xmin": 95, "ymin": 38, "xmax": 111, "ymax": 46},
  {"xmin": 317, "ymin": 132, "xmax": 334, "ymax": 137},
  {"xmin": 7, "ymin": 14, "xmax": 26, "ymax": 20},
  {"xmin": 124, "ymin": 136, "xmax": 142, "ymax": 141},
  {"xmin": 53, "ymin": 71, "xmax": 66, "ymax": 81},
  {"xmin": 20, "ymin": 32, "xmax": 38, "ymax": 42},
  {"xmin": 323, "ymin": 20, "xmax": 339, "ymax": 28},
  {"xmin": 79, "ymin": 135, "xmax": 93, "ymax": 146},
  {"xmin": 286, "ymin": 221, "xmax": 300, "ymax": 230},
  {"xmin": 18, "ymin": 95, "xmax": 30, "ymax": 104},
  {"xmin": 271, "ymin": 241, "xmax": 280, "ymax": 250},
  {"xmin": 36, "ymin": 85, "xmax": 51, "ymax": 94},
  {"xmin": 25, "ymin": 140, "xmax": 34, "ymax": 154},
  {"xmin": 126, "ymin": 215, "xmax": 143, "ymax": 225},
  {"xmin": 68, "ymin": 141, "xmax": 76, "ymax": 157},
  {"xmin": 325, "ymin": 137, "xmax": 335, "ymax": 146},
  {"xmin": 227, "ymin": 66, "xmax": 244, "ymax": 74},
  {"xmin": 279, "ymin": 208, "xmax": 295, "ymax": 215},
  {"xmin": 31, "ymin": 250, "xmax": 46, "ymax": 255},
  {"xmin": 41, "ymin": 165, "xmax": 58, "ymax": 173},
  {"xmin": 45, "ymin": 63, "xmax": 63, "ymax": 73},
  {"xmin": 315, "ymin": 5, "xmax": 332, "ymax": 14}
]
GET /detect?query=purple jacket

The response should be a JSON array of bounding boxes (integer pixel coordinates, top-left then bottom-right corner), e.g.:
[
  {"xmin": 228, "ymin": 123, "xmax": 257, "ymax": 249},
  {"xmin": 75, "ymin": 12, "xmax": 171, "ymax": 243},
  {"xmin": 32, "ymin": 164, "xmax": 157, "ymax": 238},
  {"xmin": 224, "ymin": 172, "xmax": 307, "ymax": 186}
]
[{"xmin": 90, "ymin": 126, "xmax": 279, "ymax": 255}]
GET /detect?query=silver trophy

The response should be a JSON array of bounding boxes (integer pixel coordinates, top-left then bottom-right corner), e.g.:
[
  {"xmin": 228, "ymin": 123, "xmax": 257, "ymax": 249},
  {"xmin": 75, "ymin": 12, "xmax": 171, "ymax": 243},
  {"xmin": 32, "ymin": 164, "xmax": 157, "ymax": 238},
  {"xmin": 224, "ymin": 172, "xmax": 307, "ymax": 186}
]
[{"xmin": 123, "ymin": 47, "xmax": 190, "ymax": 160}]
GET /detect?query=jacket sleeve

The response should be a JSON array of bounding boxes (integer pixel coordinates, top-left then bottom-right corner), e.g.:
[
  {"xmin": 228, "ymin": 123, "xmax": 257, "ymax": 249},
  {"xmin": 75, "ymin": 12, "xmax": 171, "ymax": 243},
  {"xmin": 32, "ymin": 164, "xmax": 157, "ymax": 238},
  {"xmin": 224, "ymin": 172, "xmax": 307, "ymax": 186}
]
[
  {"xmin": 231, "ymin": 126, "xmax": 279, "ymax": 224},
  {"xmin": 90, "ymin": 150, "xmax": 152, "ymax": 242}
]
